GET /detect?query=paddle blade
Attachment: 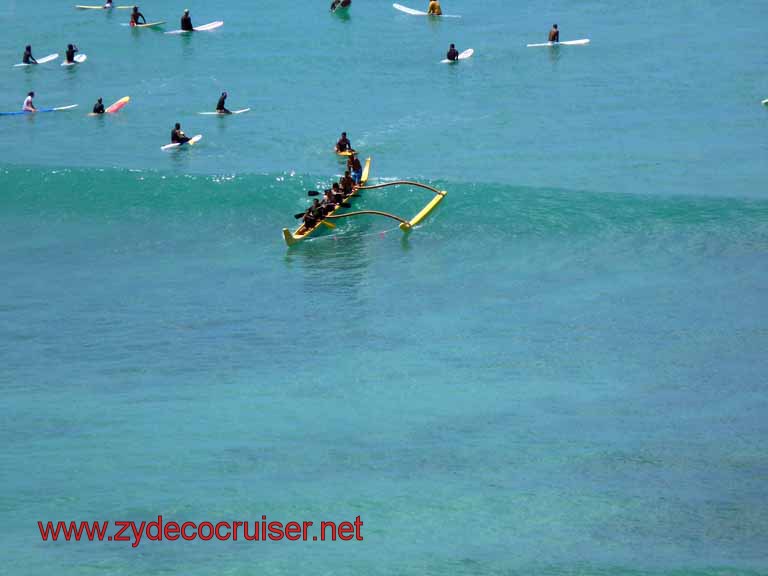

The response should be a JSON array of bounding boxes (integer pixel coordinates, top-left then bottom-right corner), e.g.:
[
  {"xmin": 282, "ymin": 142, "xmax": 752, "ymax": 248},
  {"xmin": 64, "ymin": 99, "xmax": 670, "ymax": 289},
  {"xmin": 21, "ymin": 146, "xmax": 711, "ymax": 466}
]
[
  {"xmin": 321, "ymin": 220, "xmax": 336, "ymax": 229},
  {"xmin": 307, "ymin": 190, "xmax": 320, "ymax": 196}
]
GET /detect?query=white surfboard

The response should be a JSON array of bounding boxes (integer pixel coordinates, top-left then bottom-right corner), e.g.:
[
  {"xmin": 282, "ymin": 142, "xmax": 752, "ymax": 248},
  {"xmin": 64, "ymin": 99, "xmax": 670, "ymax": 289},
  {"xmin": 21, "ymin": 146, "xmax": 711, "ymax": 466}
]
[
  {"xmin": 762, "ymin": 99, "xmax": 768, "ymax": 106},
  {"xmin": 441, "ymin": 48, "xmax": 473, "ymax": 63},
  {"xmin": 122, "ymin": 21, "xmax": 166, "ymax": 28},
  {"xmin": 165, "ymin": 20, "xmax": 224, "ymax": 34},
  {"xmin": 13, "ymin": 53, "xmax": 59, "ymax": 67},
  {"xmin": 392, "ymin": 3, "xmax": 461, "ymax": 18},
  {"xmin": 198, "ymin": 108, "xmax": 250, "ymax": 115},
  {"xmin": 161, "ymin": 134, "xmax": 202, "ymax": 150},
  {"xmin": 527, "ymin": 38, "xmax": 590, "ymax": 47},
  {"xmin": 61, "ymin": 54, "xmax": 88, "ymax": 66}
]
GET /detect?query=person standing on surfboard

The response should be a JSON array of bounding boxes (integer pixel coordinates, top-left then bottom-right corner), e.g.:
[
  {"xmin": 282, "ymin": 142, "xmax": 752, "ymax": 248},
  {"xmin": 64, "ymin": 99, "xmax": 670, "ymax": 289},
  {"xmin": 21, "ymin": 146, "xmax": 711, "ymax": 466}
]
[
  {"xmin": 180, "ymin": 9, "xmax": 193, "ymax": 31},
  {"xmin": 22, "ymin": 92, "xmax": 36, "ymax": 112},
  {"xmin": 64, "ymin": 44, "xmax": 79, "ymax": 64},
  {"xmin": 130, "ymin": 6, "xmax": 146, "ymax": 26},
  {"xmin": 336, "ymin": 132, "xmax": 353, "ymax": 153},
  {"xmin": 446, "ymin": 43, "xmax": 459, "ymax": 61},
  {"xmin": 22, "ymin": 45, "xmax": 37, "ymax": 65},
  {"xmin": 548, "ymin": 24, "xmax": 559, "ymax": 42},
  {"xmin": 216, "ymin": 92, "xmax": 231, "ymax": 114},
  {"xmin": 427, "ymin": 0, "xmax": 442, "ymax": 15},
  {"xmin": 92, "ymin": 98, "xmax": 105, "ymax": 114},
  {"xmin": 171, "ymin": 123, "xmax": 191, "ymax": 145}
]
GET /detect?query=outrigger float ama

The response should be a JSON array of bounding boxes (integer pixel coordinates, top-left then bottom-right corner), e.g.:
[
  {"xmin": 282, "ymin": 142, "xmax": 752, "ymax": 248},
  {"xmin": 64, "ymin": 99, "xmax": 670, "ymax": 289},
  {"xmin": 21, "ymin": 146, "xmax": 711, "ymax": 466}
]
[{"xmin": 282, "ymin": 157, "xmax": 447, "ymax": 246}]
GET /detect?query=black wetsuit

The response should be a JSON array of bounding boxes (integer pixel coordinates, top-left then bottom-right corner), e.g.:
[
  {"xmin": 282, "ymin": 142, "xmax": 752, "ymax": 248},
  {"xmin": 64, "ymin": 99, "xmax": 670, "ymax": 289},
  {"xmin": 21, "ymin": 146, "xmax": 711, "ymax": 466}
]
[
  {"xmin": 181, "ymin": 15, "xmax": 193, "ymax": 31},
  {"xmin": 447, "ymin": 47, "xmax": 459, "ymax": 61},
  {"xmin": 171, "ymin": 129, "xmax": 190, "ymax": 144},
  {"xmin": 23, "ymin": 49, "xmax": 36, "ymax": 64},
  {"xmin": 131, "ymin": 11, "xmax": 146, "ymax": 25},
  {"xmin": 93, "ymin": 101, "xmax": 105, "ymax": 114},
  {"xmin": 216, "ymin": 95, "xmax": 231, "ymax": 114},
  {"xmin": 66, "ymin": 46, "xmax": 78, "ymax": 63}
]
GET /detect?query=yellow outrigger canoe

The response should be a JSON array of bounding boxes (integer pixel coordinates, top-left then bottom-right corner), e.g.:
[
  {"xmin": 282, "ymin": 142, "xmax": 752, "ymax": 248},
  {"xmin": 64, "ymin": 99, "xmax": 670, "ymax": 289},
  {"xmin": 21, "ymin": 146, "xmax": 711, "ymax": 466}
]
[
  {"xmin": 282, "ymin": 157, "xmax": 372, "ymax": 246},
  {"xmin": 282, "ymin": 157, "xmax": 447, "ymax": 246}
]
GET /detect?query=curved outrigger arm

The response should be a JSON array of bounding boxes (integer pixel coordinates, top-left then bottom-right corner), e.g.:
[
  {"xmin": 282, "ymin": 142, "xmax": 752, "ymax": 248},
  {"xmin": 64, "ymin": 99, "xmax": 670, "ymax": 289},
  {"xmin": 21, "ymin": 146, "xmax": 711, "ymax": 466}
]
[{"xmin": 350, "ymin": 180, "xmax": 447, "ymax": 232}]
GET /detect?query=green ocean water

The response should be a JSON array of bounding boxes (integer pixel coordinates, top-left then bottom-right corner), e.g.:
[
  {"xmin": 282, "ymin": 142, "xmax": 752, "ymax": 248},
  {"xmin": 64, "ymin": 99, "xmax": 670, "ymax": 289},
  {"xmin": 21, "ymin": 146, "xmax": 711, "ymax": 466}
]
[{"xmin": 2, "ymin": 0, "xmax": 768, "ymax": 574}]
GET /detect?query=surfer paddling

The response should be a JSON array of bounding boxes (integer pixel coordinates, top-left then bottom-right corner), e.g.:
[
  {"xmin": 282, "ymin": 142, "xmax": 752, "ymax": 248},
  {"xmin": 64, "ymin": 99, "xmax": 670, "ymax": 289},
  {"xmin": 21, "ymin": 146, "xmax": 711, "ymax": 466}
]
[
  {"xmin": 130, "ymin": 6, "xmax": 147, "ymax": 26},
  {"xmin": 548, "ymin": 24, "xmax": 560, "ymax": 42},
  {"xmin": 446, "ymin": 43, "xmax": 459, "ymax": 61},
  {"xmin": 171, "ymin": 123, "xmax": 191, "ymax": 145},
  {"xmin": 180, "ymin": 9, "xmax": 193, "ymax": 31},
  {"xmin": 427, "ymin": 0, "xmax": 442, "ymax": 15}
]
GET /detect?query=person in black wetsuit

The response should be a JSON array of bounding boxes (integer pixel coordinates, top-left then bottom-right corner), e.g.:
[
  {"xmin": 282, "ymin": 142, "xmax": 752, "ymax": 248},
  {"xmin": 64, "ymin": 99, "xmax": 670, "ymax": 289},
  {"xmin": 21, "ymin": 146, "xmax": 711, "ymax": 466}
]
[
  {"xmin": 180, "ymin": 9, "xmax": 193, "ymax": 31},
  {"xmin": 23, "ymin": 45, "xmax": 37, "ymax": 65},
  {"xmin": 130, "ymin": 6, "xmax": 146, "ymax": 26},
  {"xmin": 93, "ymin": 98, "xmax": 105, "ymax": 114},
  {"xmin": 548, "ymin": 24, "xmax": 560, "ymax": 42},
  {"xmin": 216, "ymin": 91, "xmax": 231, "ymax": 114},
  {"xmin": 171, "ymin": 123, "xmax": 191, "ymax": 145},
  {"xmin": 65, "ymin": 44, "xmax": 79, "ymax": 64},
  {"xmin": 446, "ymin": 43, "xmax": 459, "ymax": 61}
]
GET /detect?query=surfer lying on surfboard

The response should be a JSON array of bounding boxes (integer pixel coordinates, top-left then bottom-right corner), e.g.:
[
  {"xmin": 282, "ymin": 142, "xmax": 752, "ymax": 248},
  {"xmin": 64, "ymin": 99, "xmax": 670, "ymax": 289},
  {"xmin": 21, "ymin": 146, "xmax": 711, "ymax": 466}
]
[
  {"xmin": 130, "ymin": 6, "xmax": 146, "ymax": 26},
  {"xmin": 549, "ymin": 24, "xmax": 560, "ymax": 42}
]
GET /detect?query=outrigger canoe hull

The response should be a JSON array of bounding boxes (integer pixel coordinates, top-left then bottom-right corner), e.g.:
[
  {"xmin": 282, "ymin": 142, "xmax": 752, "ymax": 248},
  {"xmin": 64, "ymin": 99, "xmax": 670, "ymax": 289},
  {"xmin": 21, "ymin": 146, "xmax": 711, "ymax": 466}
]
[{"xmin": 282, "ymin": 157, "xmax": 371, "ymax": 246}]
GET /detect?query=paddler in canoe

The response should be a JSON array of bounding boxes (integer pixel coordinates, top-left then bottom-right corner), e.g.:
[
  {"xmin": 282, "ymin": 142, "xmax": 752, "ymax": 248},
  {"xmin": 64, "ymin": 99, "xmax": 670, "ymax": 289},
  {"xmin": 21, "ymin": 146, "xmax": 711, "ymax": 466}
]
[
  {"xmin": 346, "ymin": 154, "xmax": 363, "ymax": 184},
  {"xmin": 427, "ymin": 0, "xmax": 442, "ymax": 15},
  {"xmin": 130, "ymin": 6, "xmax": 147, "ymax": 26},
  {"xmin": 302, "ymin": 199, "xmax": 325, "ymax": 229},
  {"xmin": 340, "ymin": 170, "xmax": 355, "ymax": 198}
]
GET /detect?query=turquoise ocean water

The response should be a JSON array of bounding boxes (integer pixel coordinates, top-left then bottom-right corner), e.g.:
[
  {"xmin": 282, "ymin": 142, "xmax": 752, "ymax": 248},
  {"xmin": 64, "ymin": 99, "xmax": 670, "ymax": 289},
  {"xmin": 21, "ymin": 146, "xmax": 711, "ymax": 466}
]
[{"xmin": 2, "ymin": 1, "xmax": 767, "ymax": 574}]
